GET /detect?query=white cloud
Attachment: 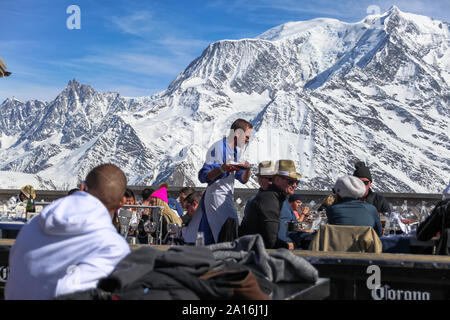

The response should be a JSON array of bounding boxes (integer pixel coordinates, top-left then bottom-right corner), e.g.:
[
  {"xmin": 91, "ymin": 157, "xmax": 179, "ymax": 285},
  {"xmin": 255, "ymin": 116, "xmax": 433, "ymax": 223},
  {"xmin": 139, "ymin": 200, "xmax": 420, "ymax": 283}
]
[
  {"xmin": 109, "ymin": 10, "xmax": 155, "ymax": 36},
  {"xmin": 73, "ymin": 52, "xmax": 185, "ymax": 76}
]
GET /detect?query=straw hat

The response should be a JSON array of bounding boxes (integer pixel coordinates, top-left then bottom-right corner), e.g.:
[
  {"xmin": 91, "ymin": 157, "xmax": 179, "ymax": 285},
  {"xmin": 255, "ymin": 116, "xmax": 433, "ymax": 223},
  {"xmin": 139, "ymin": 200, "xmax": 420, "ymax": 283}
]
[
  {"xmin": 20, "ymin": 185, "xmax": 36, "ymax": 200},
  {"xmin": 256, "ymin": 161, "xmax": 275, "ymax": 177},
  {"xmin": 273, "ymin": 160, "xmax": 302, "ymax": 180}
]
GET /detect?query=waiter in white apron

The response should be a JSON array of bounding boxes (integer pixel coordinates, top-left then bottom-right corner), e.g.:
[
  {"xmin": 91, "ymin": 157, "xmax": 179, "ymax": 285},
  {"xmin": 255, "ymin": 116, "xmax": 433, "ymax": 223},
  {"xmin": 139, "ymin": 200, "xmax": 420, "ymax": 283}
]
[{"xmin": 184, "ymin": 119, "xmax": 253, "ymax": 245}]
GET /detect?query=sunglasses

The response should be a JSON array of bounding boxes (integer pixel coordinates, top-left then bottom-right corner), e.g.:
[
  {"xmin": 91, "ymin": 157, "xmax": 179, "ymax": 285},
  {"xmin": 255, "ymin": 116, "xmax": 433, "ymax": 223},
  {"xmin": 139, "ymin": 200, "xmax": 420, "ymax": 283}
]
[
  {"xmin": 362, "ymin": 180, "xmax": 370, "ymax": 185},
  {"xmin": 280, "ymin": 176, "xmax": 299, "ymax": 185}
]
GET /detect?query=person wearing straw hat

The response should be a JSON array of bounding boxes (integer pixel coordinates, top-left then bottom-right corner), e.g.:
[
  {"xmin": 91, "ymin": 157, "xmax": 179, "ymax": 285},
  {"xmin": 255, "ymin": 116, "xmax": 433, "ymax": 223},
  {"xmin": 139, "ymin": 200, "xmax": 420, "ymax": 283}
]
[
  {"xmin": 7, "ymin": 185, "xmax": 36, "ymax": 206},
  {"xmin": 184, "ymin": 119, "xmax": 253, "ymax": 245},
  {"xmin": 239, "ymin": 160, "xmax": 301, "ymax": 249},
  {"xmin": 242, "ymin": 161, "xmax": 275, "ymax": 220}
]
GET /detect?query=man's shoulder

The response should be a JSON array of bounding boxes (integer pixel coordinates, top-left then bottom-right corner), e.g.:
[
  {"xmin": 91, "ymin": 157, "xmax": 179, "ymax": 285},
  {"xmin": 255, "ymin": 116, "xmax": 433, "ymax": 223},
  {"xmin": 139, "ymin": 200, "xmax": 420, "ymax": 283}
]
[
  {"xmin": 366, "ymin": 189, "xmax": 386, "ymax": 202},
  {"xmin": 102, "ymin": 232, "xmax": 131, "ymax": 255},
  {"xmin": 254, "ymin": 189, "xmax": 278, "ymax": 202},
  {"xmin": 207, "ymin": 138, "xmax": 224, "ymax": 150}
]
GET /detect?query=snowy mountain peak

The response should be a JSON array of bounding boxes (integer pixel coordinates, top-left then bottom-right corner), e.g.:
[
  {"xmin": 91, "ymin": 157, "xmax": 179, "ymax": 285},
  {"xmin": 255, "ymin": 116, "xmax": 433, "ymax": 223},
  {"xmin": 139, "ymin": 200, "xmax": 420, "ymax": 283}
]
[
  {"xmin": 1, "ymin": 96, "xmax": 21, "ymax": 105},
  {"xmin": 61, "ymin": 79, "xmax": 95, "ymax": 101},
  {"xmin": 387, "ymin": 5, "xmax": 400, "ymax": 14}
]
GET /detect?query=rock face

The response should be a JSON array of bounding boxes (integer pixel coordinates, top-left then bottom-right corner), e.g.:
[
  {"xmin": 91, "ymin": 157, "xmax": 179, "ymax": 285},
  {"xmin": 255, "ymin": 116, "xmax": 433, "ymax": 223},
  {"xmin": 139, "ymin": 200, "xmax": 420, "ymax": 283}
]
[{"xmin": 0, "ymin": 6, "xmax": 448, "ymax": 192}]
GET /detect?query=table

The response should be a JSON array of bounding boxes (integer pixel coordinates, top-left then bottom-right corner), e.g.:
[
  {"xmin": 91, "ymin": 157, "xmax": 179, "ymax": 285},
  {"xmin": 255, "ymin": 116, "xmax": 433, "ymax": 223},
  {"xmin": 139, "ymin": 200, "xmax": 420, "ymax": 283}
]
[
  {"xmin": 0, "ymin": 219, "xmax": 26, "ymax": 239},
  {"xmin": 380, "ymin": 235, "xmax": 436, "ymax": 254},
  {"xmin": 286, "ymin": 250, "xmax": 450, "ymax": 300},
  {"xmin": 0, "ymin": 219, "xmax": 26, "ymax": 231}
]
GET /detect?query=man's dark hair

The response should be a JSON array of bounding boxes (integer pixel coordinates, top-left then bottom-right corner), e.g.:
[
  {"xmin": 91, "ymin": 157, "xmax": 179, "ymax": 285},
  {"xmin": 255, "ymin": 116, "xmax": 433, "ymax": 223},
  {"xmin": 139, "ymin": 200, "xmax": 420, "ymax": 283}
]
[
  {"xmin": 141, "ymin": 188, "xmax": 155, "ymax": 201},
  {"xmin": 180, "ymin": 187, "xmax": 195, "ymax": 196},
  {"xmin": 230, "ymin": 119, "xmax": 253, "ymax": 131},
  {"xmin": 185, "ymin": 191, "xmax": 202, "ymax": 204},
  {"xmin": 125, "ymin": 188, "xmax": 135, "ymax": 200},
  {"xmin": 353, "ymin": 161, "xmax": 373, "ymax": 182},
  {"xmin": 85, "ymin": 163, "xmax": 127, "ymax": 213}
]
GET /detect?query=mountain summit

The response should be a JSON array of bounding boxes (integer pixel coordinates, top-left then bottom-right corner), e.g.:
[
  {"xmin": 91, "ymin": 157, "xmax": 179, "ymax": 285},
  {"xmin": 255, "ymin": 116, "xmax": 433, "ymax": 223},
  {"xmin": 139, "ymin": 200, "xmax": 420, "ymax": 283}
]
[{"xmin": 0, "ymin": 7, "xmax": 449, "ymax": 192}]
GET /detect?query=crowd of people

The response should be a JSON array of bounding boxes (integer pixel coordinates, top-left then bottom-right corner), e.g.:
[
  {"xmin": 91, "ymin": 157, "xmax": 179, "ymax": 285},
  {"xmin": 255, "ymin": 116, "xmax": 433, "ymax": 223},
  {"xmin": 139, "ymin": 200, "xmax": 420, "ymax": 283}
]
[{"xmin": 4, "ymin": 118, "xmax": 450, "ymax": 300}]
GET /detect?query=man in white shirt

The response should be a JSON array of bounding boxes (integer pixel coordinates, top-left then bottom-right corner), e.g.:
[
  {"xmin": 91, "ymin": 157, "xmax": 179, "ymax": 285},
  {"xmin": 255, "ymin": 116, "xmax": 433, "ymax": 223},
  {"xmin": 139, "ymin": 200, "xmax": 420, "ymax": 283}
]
[
  {"xmin": 6, "ymin": 164, "xmax": 131, "ymax": 300},
  {"xmin": 184, "ymin": 119, "xmax": 252, "ymax": 245}
]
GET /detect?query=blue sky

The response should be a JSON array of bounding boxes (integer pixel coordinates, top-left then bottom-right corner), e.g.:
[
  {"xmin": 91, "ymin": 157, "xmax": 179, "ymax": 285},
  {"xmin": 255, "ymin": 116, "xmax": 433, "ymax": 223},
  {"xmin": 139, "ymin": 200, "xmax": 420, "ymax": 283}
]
[{"xmin": 1, "ymin": 0, "xmax": 449, "ymax": 102}]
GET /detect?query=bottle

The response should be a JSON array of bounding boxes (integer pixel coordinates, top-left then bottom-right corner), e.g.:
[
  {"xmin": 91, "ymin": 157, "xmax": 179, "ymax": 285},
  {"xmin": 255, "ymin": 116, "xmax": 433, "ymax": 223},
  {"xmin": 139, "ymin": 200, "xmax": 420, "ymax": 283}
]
[
  {"xmin": 26, "ymin": 198, "xmax": 35, "ymax": 220},
  {"xmin": 196, "ymin": 232, "xmax": 205, "ymax": 246}
]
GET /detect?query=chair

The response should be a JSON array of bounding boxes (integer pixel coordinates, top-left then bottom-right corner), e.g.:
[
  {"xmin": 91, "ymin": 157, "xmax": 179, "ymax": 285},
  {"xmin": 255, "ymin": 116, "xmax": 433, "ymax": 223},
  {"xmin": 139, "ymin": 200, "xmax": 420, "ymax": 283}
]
[{"xmin": 309, "ymin": 224, "xmax": 382, "ymax": 253}]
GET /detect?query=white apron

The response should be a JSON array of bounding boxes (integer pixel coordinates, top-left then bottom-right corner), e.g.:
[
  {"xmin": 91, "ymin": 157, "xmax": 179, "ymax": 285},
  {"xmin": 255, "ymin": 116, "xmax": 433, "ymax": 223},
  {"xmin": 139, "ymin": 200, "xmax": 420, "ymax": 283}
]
[{"xmin": 184, "ymin": 137, "xmax": 246, "ymax": 243}]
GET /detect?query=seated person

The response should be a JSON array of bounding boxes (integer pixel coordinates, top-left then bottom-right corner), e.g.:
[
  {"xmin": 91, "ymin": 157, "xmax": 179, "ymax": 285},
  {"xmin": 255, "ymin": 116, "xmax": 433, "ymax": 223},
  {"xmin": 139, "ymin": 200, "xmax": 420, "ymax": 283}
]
[
  {"xmin": 286, "ymin": 195, "xmax": 315, "ymax": 249},
  {"xmin": 242, "ymin": 161, "xmax": 275, "ymax": 220},
  {"xmin": 318, "ymin": 194, "xmax": 335, "ymax": 212},
  {"xmin": 289, "ymin": 195, "xmax": 312, "ymax": 224},
  {"xmin": 141, "ymin": 188, "xmax": 155, "ymax": 205},
  {"xmin": 178, "ymin": 187, "xmax": 195, "ymax": 212},
  {"xmin": 8, "ymin": 185, "xmax": 36, "ymax": 205},
  {"xmin": 158, "ymin": 183, "xmax": 184, "ymax": 217},
  {"xmin": 124, "ymin": 189, "xmax": 136, "ymax": 207},
  {"xmin": 136, "ymin": 188, "xmax": 155, "ymax": 244},
  {"xmin": 239, "ymin": 160, "xmax": 301, "ymax": 249},
  {"xmin": 288, "ymin": 194, "xmax": 303, "ymax": 221},
  {"xmin": 123, "ymin": 189, "xmax": 139, "ymax": 241},
  {"xmin": 417, "ymin": 186, "xmax": 450, "ymax": 255},
  {"xmin": 147, "ymin": 186, "xmax": 183, "ymax": 244},
  {"xmin": 353, "ymin": 161, "xmax": 390, "ymax": 215},
  {"xmin": 182, "ymin": 191, "xmax": 202, "ymax": 227},
  {"xmin": 326, "ymin": 175, "xmax": 382, "ymax": 236},
  {"xmin": 180, "ymin": 191, "xmax": 203, "ymax": 242},
  {"xmin": 278, "ymin": 199, "xmax": 297, "ymax": 249},
  {"xmin": 5, "ymin": 164, "xmax": 130, "ymax": 300}
]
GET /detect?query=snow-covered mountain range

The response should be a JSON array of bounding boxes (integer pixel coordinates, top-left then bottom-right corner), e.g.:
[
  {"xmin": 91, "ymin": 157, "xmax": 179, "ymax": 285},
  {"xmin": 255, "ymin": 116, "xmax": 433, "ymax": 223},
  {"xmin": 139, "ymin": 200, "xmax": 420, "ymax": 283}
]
[{"xmin": 0, "ymin": 6, "xmax": 449, "ymax": 193}]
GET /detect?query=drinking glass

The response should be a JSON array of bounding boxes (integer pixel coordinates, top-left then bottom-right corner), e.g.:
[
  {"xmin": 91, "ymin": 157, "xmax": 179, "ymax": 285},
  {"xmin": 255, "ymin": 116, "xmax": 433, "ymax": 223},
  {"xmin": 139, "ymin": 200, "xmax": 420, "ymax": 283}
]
[
  {"xmin": 14, "ymin": 204, "xmax": 25, "ymax": 219},
  {"xmin": 419, "ymin": 201, "xmax": 429, "ymax": 222},
  {"xmin": 143, "ymin": 221, "xmax": 157, "ymax": 234},
  {"xmin": 168, "ymin": 223, "xmax": 179, "ymax": 245}
]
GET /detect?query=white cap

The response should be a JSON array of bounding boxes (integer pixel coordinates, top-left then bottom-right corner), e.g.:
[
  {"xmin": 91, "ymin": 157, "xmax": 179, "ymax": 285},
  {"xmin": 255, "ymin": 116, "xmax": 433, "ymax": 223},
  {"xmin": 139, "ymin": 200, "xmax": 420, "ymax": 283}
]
[{"xmin": 334, "ymin": 175, "xmax": 366, "ymax": 199}]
